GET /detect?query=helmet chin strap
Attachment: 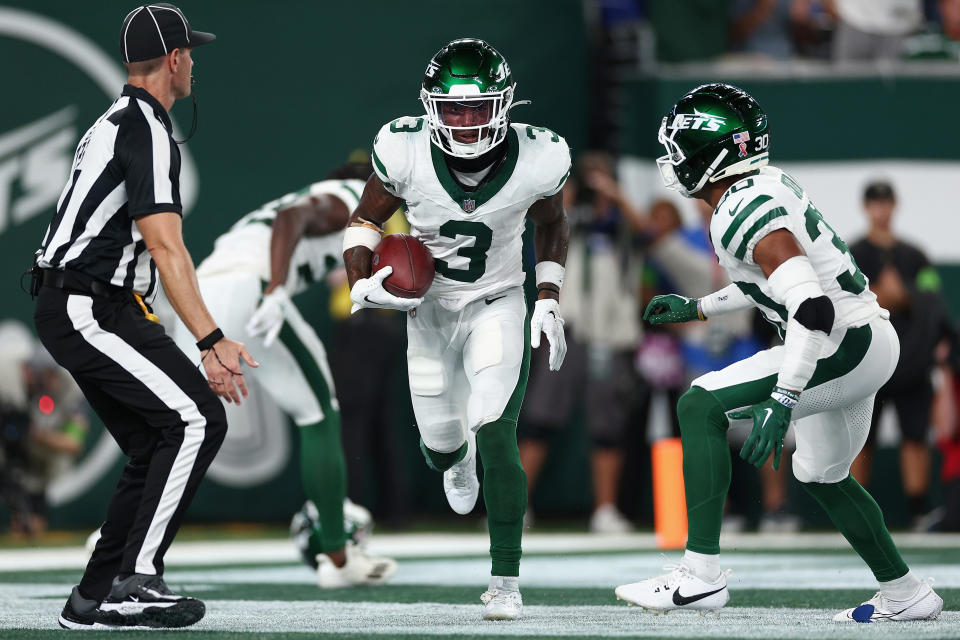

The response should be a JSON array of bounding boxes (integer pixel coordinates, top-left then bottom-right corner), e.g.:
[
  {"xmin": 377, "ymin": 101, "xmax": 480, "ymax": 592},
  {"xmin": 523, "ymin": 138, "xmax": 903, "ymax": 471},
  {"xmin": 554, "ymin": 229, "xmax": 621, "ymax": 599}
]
[
  {"xmin": 174, "ymin": 75, "xmax": 199, "ymax": 144},
  {"xmin": 688, "ymin": 148, "xmax": 729, "ymax": 195}
]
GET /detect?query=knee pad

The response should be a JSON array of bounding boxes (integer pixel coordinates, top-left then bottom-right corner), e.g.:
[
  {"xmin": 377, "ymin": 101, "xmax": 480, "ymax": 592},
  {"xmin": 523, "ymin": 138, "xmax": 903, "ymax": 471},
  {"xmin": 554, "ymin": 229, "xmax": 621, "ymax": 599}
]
[
  {"xmin": 466, "ymin": 378, "xmax": 509, "ymax": 430},
  {"xmin": 792, "ymin": 454, "xmax": 850, "ymax": 484},
  {"xmin": 677, "ymin": 386, "xmax": 728, "ymax": 440},
  {"xmin": 420, "ymin": 418, "xmax": 465, "ymax": 454},
  {"xmin": 408, "ymin": 356, "xmax": 444, "ymax": 396}
]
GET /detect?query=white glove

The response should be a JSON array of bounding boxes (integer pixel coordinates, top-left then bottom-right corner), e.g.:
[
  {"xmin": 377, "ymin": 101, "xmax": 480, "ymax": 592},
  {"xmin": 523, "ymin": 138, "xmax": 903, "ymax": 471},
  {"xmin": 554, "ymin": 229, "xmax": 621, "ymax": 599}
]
[
  {"xmin": 349, "ymin": 266, "xmax": 423, "ymax": 314},
  {"xmin": 530, "ymin": 298, "xmax": 566, "ymax": 371},
  {"xmin": 246, "ymin": 285, "xmax": 292, "ymax": 347}
]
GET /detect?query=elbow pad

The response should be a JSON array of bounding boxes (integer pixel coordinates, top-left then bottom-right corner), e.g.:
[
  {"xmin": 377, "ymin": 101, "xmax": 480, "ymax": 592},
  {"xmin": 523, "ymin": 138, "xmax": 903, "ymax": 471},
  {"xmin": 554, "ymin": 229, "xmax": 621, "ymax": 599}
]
[{"xmin": 794, "ymin": 295, "xmax": 834, "ymax": 334}]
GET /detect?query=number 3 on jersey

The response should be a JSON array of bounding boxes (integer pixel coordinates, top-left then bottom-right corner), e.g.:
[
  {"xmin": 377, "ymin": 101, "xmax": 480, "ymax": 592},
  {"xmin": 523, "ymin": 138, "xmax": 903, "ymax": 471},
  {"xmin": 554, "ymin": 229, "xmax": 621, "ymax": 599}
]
[{"xmin": 434, "ymin": 220, "xmax": 492, "ymax": 283}]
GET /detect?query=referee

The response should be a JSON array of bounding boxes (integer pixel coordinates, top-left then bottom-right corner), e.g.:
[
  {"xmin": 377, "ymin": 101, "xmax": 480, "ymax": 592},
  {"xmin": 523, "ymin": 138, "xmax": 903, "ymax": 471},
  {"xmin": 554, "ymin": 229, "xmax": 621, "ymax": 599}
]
[{"xmin": 32, "ymin": 4, "xmax": 256, "ymax": 630}]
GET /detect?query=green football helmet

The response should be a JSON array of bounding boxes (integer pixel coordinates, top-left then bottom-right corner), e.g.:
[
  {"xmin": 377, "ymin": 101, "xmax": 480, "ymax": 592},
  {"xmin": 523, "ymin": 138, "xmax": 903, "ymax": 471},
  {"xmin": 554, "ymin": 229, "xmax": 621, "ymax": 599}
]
[
  {"xmin": 420, "ymin": 38, "xmax": 515, "ymax": 158},
  {"xmin": 657, "ymin": 83, "xmax": 770, "ymax": 197}
]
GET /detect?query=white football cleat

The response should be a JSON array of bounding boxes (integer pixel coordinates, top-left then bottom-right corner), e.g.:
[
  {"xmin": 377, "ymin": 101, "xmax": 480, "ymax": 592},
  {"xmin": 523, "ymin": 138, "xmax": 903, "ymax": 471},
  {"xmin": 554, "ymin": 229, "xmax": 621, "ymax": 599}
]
[
  {"xmin": 481, "ymin": 576, "xmax": 523, "ymax": 621},
  {"xmin": 443, "ymin": 429, "xmax": 479, "ymax": 515},
  {"xmin": 834, "ymin": 581, "xmax": 943, "ymax": 622},
  {"xmin": 316, "ymin": 542, "xmax": 397, "ymax": 588},
  {"xmin": 615, "ymin": 563, "xmax": 730, "ymax": 613}
]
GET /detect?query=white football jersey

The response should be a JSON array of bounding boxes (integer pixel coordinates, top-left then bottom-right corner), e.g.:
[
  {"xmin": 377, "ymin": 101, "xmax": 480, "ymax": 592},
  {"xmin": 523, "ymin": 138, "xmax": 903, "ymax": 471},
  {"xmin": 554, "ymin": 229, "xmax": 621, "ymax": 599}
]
[
  {"xmin": 372, "ymin": 116, "xmax": 571, "ymax": 311},
  {"xmin": 196, "ymin": 179, "xmax": 364, "ymax": 295},
  {"xmin": 710, "ymin": 166, "xmax": 884, "ymax": 333}
]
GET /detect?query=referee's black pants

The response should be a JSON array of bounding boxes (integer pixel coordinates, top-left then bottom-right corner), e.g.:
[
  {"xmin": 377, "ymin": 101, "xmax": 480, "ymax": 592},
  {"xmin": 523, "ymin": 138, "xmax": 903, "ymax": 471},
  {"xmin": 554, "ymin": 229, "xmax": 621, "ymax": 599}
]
[{"xmin": 34, "ymin": 286, "xmax": 227, "ymax": 602}]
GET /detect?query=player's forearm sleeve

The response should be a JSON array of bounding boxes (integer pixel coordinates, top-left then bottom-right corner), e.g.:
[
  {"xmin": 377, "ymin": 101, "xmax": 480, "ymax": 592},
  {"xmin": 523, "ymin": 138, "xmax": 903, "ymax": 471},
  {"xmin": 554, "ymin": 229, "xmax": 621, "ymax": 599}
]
[{"xmin": 698, "ymin": 283, "xmax": 753, "ymax": 318}]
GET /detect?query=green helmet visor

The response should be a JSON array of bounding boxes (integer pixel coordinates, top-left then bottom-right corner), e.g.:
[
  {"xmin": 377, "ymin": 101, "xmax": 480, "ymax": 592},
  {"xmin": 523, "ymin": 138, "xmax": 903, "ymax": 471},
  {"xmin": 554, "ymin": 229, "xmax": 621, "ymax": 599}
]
[{"xmin": 420, "ymin": 85, "xmax": 513, "ymax": 158}]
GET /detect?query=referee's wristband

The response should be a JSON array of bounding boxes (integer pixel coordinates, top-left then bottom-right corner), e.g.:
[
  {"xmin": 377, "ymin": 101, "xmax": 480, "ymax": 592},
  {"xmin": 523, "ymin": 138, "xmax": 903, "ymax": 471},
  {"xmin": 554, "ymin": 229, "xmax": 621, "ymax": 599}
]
[{"xmin": 196, "ymin": 328, "xmax": 224, "ymax": 352}]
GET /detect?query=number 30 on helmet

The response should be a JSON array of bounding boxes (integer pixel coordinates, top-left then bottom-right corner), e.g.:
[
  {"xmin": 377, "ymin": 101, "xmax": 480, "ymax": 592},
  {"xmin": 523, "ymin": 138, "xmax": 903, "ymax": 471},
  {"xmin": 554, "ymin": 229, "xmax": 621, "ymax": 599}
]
[
  {"xmin": 657, "ymin": 83, "xmax": 770, "ymax": 197},
  {"xmin": 420, "ymin": 38, "xmax": 515, "ymax": 159}
]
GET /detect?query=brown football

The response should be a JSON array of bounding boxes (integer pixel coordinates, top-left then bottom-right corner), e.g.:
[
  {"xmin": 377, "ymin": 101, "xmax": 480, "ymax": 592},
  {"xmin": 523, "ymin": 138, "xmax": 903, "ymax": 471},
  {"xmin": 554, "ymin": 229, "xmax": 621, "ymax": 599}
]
[{"xmin": 371, "ymin": 233, "xmax": 435, "ymax": 298}]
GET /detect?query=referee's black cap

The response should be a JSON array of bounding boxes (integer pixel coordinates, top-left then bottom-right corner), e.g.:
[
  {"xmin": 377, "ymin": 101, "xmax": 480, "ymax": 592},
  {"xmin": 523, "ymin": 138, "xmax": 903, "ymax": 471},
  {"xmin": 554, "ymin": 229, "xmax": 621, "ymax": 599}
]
[{"xmin": 120, "ymin": 3, "xmax": 215, "ymax": 63}]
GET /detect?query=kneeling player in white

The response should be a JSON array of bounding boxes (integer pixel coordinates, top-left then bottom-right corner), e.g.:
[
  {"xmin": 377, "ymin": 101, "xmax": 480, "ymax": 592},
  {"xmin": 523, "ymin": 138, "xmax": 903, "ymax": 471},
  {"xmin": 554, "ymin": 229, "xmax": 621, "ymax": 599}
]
[
  {"xmin": 343, "ymin": 39, "xmax": 570, "ymax": 620},
  {"xmin": 169, "ymin": 161, "xmax": 396, "ymax": 588},
  {"xmin": 615, "ymin": 84, "xmax": 942, "ymax": 622}
]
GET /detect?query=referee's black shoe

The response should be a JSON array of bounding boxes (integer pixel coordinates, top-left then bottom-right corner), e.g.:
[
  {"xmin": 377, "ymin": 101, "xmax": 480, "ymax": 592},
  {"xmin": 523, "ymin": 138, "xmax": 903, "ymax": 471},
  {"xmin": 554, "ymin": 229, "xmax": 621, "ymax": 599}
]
[
  {"xmin": 97, "ymin": 574, "xmax": 205, "ymax": 629},
  {"xmin": 58, "ymin": 586, "xmax": 109, "ymax": 629}
]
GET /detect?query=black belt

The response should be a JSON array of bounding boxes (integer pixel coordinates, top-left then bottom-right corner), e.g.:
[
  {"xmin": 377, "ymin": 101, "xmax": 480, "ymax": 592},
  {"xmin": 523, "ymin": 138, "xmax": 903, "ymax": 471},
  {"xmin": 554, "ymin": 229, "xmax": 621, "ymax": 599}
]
[{"xmin": 41, "ymin": 269, "xmax": 125, "ymax": 297}]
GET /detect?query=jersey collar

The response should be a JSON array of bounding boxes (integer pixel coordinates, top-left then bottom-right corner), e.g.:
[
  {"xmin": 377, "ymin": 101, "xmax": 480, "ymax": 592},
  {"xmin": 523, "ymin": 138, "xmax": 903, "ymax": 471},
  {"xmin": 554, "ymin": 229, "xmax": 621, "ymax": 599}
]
[
  {"xmin": 121, "ymin": 84, "xmax": 173, "ymax": 132},
  {"xmin": 431, "ymin": 126, "xmax": 519, "ymax": 213}
]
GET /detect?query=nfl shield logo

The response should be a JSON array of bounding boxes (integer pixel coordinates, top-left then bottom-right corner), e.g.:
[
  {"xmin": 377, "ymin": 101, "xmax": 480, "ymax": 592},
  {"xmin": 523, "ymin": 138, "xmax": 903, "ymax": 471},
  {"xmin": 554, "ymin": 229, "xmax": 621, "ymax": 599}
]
[{"xmin": 462, "ymin": 199, "xmax": 476, "ymax": 213}]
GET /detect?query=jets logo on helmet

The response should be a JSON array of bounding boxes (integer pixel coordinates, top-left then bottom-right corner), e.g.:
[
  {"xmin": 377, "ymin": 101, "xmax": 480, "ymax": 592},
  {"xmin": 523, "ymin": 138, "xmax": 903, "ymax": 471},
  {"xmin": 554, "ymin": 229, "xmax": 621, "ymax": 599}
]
[
  {"xmin": 656, "ymin": 83, "xmax": 770, "ymax": 197},
  {"xmin": 670, "ymin": 111, "xmax": 727, "ymax": 132},
  {"xmin": 420, "ymin": 38, "xmax": 515, "ymax": 159}
]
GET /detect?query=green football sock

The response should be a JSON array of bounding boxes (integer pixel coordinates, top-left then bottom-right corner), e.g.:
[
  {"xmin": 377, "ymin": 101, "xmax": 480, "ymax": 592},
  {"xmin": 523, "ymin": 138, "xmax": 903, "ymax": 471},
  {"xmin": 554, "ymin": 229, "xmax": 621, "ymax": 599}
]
[
  {"xmin": 677, "ymin": 386, "xmax": 731, "ymax": 555},
  {"xmin": 420, "ymin": 438, "xmax": 467, "ymax": 472},
  {"xmin": 802, "ymin": 475, "xmax": 909, "ymax": 582},
  {"xmin": 477, "ymin": 419, "xmax": 527, "ymax": 577},
  {"xmin": 300, "ymin": 413, "xmax": 347, "ymax": 553}
]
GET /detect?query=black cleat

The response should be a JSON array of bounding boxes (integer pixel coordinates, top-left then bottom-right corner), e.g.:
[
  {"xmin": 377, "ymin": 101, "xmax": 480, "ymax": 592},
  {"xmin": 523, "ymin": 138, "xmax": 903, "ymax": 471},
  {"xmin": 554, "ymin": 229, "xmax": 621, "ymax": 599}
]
[
  {"xmin": 98, "ymin": 574, "xmax": 205, "ymax": 628},
  {"xmin": 58, "ymin": 586, "xmax": 108, "ymax": 630}
]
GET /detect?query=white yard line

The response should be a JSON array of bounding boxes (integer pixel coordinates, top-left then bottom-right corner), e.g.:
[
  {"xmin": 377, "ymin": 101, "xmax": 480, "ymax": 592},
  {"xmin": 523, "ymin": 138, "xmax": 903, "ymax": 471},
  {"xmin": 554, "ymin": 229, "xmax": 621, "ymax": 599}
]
[{"xmin": 2, "ymin": 531, "xmax": 959, "ymax": 572}]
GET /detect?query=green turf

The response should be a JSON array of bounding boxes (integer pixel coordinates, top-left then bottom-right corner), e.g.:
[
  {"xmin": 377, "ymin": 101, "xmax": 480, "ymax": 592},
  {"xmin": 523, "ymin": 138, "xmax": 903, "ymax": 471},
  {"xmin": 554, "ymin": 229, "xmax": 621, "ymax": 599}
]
[
  {"xmin": 0, "ymin": 633, "xmax": 755, "ymax": 640},
  {"xmin": 4, "ymin": 544, "xmax": 958, "ymax": 640}
]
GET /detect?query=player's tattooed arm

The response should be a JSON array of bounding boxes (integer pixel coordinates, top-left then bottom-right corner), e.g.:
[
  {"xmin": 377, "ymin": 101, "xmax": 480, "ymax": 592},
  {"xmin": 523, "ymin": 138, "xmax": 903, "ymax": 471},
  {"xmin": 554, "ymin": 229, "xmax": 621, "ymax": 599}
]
[
  {"xmin": 528, "ymin": 191, "xmax": 569, "ymax": 300},
  {"xmin": 265, "ymin": 195, "xmax": 350, "ymax": 294},
  {"xmin": 343, "ymin": 174, "xmax": 403, "ymax": 288}
]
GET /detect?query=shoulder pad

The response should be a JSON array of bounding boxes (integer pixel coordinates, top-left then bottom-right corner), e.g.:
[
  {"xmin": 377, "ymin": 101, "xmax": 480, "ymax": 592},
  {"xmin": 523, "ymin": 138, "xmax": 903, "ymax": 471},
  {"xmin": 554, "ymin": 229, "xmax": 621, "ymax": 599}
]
[
  {"xmin": 514, "ymin": 123, "xmax": 571, "ymax": 198},
  {"xmin": 711, "ymin": 175, "xmax": 793, "ymax": 264},
  {"xmin": 372, "ymin": 116, "xmax": 427, "ymax": 194}
]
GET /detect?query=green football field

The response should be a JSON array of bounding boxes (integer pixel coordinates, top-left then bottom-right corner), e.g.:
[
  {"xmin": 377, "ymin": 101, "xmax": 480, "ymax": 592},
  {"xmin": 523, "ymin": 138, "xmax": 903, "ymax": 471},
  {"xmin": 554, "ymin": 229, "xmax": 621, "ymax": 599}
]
[{"xmin": 1, "ymin": 532, "xmax": 958, "ymax": 639}]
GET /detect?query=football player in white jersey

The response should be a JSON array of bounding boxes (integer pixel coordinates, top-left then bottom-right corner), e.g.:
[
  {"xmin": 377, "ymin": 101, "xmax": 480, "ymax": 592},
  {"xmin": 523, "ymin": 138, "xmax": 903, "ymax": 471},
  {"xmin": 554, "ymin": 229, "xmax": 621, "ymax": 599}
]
[
  {"xmin": 615, "ymin": 84, "xmax": 943, "ymax": 622},
  {"xmin": 342, "ymin": 39, "xmax": 571, "ymax": 620},
  {"xmin": 168, "ymin": 160, "xmax": 396, "ymax": 588}
]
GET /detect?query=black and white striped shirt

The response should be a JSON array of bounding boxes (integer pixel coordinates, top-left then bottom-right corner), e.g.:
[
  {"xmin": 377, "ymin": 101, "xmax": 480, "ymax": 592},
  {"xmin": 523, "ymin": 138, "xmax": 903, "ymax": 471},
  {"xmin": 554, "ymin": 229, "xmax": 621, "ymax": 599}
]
[{"xmin": 37, "ymin": 84, "xmax": 182, "ymax": 297}]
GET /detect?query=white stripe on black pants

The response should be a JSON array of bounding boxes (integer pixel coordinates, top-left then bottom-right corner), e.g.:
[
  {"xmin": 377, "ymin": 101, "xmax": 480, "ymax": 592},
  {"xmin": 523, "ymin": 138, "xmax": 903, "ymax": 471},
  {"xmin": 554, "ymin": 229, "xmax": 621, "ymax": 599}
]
[{"xmin": 34, "ymin": 285, "xmax": 227, "ymax": 602}]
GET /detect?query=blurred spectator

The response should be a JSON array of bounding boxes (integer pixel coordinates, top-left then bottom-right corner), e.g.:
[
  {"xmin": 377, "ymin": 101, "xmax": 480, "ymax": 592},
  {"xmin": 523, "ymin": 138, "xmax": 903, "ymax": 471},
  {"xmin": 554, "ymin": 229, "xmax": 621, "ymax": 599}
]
[
  {"xmin": 0, "ymin": 321, "xmax": 87, "ymax": 537},
  {"xmin": 729, "ymin": 0, "xmax": 796, "ymax": 60},
  {"xmin": 849, "ymin": 180, "xmax": 951, "ymax": 530},
  {"xmin": 902, "ymin": 0, "xmax": 960, "ymax": 61},
  {"xmin": 18, "ymin": 348, "xmax": 88, "ymax": 536},
  {"xmin": 791, "ymin": 0, "xmax": 839, "ymax": 58},
  {"xmin": 827, "ymin": 0, "xmax": 924, "ymax": 60},
  {"xmin": 934, "ymin": 335, "xmax": 960, "ymax": 530},
  {"xmin": 520, "ymin": 152, "xmax": 644, "ymax": 533}
]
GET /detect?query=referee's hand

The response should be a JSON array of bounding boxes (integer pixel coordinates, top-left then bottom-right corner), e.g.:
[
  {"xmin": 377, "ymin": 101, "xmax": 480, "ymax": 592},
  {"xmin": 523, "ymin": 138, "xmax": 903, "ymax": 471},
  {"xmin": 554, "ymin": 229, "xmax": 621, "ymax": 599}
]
[{"xmin": 203, "ymin": 338, "xmax": 259, "ymax": 404}]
